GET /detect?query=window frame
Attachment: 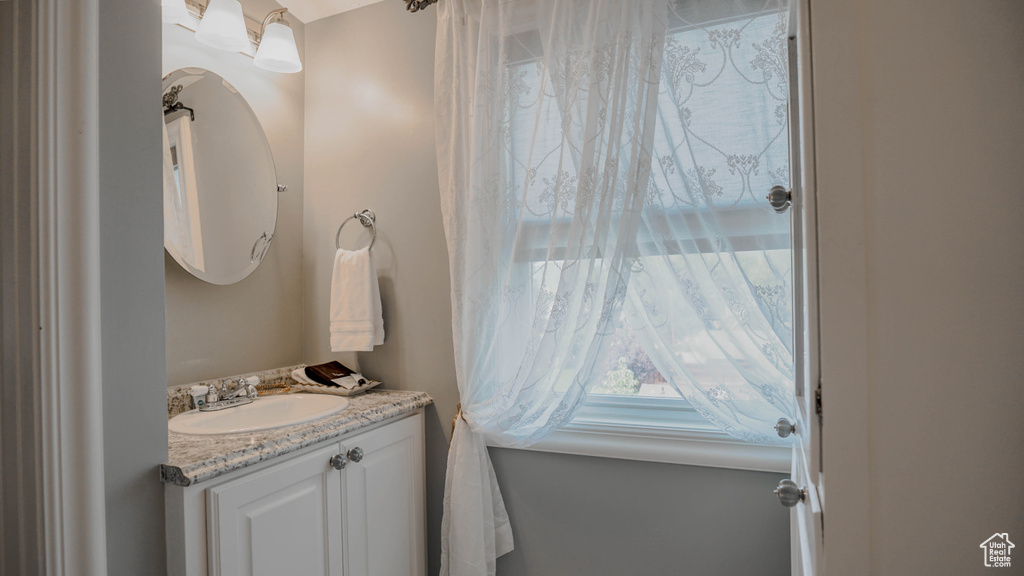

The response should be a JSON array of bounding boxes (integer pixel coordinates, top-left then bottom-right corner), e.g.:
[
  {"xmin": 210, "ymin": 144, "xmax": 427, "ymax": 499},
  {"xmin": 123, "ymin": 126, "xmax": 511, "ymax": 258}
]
[
  {"xmin": 499, "ymin": 393, "xmax": 791, "ymax": 472},
  {"xmin": 495, "ymin": 9, "xmax": 794, "ymax": 472}
]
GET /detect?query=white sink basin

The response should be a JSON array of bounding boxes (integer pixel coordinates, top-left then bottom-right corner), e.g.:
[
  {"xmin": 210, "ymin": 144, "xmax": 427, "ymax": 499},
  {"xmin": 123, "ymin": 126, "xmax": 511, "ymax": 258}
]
[{"xmin": 169, "ymin": 394, "xmax": 350, "ymax": 436}]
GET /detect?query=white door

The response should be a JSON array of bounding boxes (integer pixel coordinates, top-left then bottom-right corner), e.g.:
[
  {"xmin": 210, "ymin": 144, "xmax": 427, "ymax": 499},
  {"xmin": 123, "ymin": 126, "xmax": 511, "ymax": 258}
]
[
  {"xmin": 342, "ymin": 414, "xmax": 426, "ymax": 576},
  {"xmin": 780, "ymin": 0, "xmax": 824, "ymax": 573},
  {"xmin": 207, "ymin": 443, "xmax": 345, "ymax": 576}
]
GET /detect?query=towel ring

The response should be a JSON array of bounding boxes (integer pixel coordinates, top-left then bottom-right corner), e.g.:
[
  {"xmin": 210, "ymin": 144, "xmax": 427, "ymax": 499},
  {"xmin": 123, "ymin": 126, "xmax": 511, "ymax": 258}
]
[{"xmin": 335, "ymin": 209, "xmax": 377, "ymax": 251}]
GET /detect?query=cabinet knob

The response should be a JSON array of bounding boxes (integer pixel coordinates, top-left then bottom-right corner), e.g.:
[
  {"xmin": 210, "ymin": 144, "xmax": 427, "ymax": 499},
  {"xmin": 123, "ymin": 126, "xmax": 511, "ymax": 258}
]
[
  {"xmin": 347, "ymin": 447, "xmax": 364, "ymax": 463},
  {"xmin": 329, "ymin": 453, "xmax": 348, "ymax": 470},
  {"xmin": 773, "ymin": 479, "xmax": 806, "ymax": 507},
  {"xmin": 774, "ymin": 418, "xmax": 796, "ymax": 438},
  {"xmin": 767, "ymin": 186, "xmax": 792, "ymax": 214}
]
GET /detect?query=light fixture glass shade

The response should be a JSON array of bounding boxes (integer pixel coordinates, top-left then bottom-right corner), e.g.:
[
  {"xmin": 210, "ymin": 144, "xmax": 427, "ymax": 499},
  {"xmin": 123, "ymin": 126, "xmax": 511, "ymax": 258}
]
[
  {"xmin": 254, "ymin": 21, "xmax": 303, "ymax": 73},
  {"xmin": 195, "ymin": 0, "xmax": 250, "ymax": 53},
  {"xmin": 162, "ymin": 0, "xmax": 189, "ymax": 24}
]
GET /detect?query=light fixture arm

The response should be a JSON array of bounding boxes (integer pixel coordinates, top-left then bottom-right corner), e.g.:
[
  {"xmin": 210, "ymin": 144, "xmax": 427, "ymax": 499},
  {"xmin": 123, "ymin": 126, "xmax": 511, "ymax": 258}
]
[{"xmin": 257, "ymin": 8, "xmax": 289, "ymax": 44}]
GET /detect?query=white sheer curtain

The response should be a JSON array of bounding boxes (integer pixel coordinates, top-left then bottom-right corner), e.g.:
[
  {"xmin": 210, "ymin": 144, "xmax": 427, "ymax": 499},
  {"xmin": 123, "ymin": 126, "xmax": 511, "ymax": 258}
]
[
  {"xmin": 436, "ymin": 1, "xmax": 666, "ymax": 573},
  {"xmin": 626, "ymin": 1, "xmax": 795, "ymax": 444},
  {"xmin": 435, "ymin": 0, "xmax": 793, "ymax": 573}
]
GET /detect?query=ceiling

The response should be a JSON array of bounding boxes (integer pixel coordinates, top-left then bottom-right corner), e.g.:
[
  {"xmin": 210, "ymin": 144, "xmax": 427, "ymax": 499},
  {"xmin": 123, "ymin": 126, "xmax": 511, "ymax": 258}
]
[{"xmin": 285, "ymin": 0, "xmax": 387, "ymax": 23}]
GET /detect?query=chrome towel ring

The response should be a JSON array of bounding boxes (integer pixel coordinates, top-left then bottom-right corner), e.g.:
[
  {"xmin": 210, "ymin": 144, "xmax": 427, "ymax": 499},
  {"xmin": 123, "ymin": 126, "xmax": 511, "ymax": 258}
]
[{"xmin": 335, "ymin": 209, "xmax": 377, "ymax": 251}]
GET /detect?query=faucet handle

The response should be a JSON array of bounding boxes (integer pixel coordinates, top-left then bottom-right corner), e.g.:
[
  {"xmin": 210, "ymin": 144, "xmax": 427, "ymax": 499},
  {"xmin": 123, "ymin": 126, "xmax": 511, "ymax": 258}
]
[
  {"xmin": 227, "ymin": 376, "xmax": 260, "ymax": 400},
  {"xmin": 235, "ymin": 376, "xmax": 261, "ymax": 388}
]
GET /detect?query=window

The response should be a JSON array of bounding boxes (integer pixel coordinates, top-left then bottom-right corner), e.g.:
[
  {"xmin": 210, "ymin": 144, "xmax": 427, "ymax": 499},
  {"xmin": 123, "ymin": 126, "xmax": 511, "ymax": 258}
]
[{"xmin": 502, "ymin": 7, "xmax": 793, "ymax": 470}]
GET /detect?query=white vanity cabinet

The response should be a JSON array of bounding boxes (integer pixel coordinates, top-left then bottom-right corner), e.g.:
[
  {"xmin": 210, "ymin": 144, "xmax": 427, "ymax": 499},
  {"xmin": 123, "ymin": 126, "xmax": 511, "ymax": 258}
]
[
  {"xmin": 207, "ymin": 442, "xmax": 345, "ymax": 575},
  {"xmin": 166, "ymin": 412, "xmax": 425, "ymax": 576},
  {"xmin": 342, "ymin": 415, "xmax": 426, "ymax": 576}
]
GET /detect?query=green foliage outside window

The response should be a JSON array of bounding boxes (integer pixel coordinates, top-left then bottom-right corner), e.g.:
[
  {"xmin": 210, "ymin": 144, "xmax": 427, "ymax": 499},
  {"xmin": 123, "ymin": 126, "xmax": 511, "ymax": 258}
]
[{"xmin": 593, "ymin": 357, "xmax": 641, "ymax": 395}]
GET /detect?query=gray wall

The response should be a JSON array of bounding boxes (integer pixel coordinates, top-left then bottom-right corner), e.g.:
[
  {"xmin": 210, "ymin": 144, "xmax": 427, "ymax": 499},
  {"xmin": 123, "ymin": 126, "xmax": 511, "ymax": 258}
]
[
  {"xmin": 99, "ymin": 0, "xmax": 168, "ymax": 573},
  {"xmin": 163, "ymin": 2, "xmax": 306, "ymax": 387},
  {"xmin": 303, "ymin": 3, "xmax": 458, "ymax": 572},
  {"xmin": 491, "ymin": 449, "xmax": 789, "ymax": 576},
  {"xmin": 303, "ymin": 3, "xmax": 789, "ymax": 574}
]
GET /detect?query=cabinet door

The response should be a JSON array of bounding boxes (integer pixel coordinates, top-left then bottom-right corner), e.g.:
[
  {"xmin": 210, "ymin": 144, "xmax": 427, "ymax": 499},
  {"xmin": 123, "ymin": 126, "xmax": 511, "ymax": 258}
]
[
  {"xmin": 208, "ymin": 443, "xmax": 344, "ymax": 576},
  {"xmin": 343, "ymin": 414, "xmax": 425, "ymax": 576}
]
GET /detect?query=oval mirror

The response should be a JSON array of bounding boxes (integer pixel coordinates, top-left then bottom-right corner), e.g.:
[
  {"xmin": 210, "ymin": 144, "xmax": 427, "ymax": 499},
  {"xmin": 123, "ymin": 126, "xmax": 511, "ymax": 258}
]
[{"xmin": 161, "ymin": 68, "xmax": 279, "ymax": 285}]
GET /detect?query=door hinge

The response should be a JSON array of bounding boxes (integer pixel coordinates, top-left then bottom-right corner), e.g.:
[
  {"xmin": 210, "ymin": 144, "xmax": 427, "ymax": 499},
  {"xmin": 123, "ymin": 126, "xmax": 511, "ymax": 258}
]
[{"xmin": 814, "ymin": 381, "xmax": 822, "ymax": 419}]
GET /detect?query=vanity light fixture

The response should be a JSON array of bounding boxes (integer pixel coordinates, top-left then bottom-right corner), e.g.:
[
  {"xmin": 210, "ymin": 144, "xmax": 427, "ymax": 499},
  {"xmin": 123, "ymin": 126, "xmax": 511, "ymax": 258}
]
[
  {"xmin": 195, "ymin": 0, "xmax": 250, "ymax": 53},
  {"xmin": 172, "ymin": 1, "xmax": 303, "ymax": 74},
  {"xmin": 253, "ymin": 9, "xmax": 302, "ymax": 73}
]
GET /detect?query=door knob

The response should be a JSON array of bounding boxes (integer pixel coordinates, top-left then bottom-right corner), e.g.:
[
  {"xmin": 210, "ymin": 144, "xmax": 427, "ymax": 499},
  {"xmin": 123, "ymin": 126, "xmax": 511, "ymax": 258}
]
[
  {"xmin": 774, "ymin": 418, "xmax": 796, "ymax": 438},
  {"xmin": 773, "ymin": 479, "xmax": 806, "ymax": 507},
  {"xmin": 347, "ymin": 447, "xmax": 364, "ymax": 463},
  {"xmin": 329, "ymin": 453, "xmax": 348, "ymax": 470},
  {"xmin": 767, "ymin": 186, "xmax": 792, "ymax": 214}
]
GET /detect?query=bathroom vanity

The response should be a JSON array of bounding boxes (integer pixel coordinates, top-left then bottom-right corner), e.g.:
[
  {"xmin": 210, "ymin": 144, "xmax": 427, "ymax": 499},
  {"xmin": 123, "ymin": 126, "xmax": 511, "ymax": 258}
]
[{"xmin": 163, "ymin": 389, "xmax": 432, "ymax": 576}]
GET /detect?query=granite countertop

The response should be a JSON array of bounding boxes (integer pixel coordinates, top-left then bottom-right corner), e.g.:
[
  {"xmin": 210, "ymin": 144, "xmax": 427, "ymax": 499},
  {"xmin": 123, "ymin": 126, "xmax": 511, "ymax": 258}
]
[{"xmin": 162, "ymin": 389, "xmax": 433, "ymax": 487}]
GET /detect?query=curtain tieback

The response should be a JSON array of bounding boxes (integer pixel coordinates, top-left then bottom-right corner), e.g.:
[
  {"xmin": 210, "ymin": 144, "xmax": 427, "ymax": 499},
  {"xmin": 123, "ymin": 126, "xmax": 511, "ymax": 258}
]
[{"xmin": 449, "ymin": 402, "xmax": 465, "ymax": 447}]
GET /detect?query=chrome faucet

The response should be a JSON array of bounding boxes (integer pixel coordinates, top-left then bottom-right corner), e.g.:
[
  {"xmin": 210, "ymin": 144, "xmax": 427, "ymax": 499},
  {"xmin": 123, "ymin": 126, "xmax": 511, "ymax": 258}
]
[{"xmin": 199, "ymin": 376, "xmax": 260, "ymax": 412}]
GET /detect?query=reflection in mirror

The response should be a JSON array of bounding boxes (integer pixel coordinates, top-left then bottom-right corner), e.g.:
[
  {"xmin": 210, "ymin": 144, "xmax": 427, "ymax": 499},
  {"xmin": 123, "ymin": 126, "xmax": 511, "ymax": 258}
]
[{"xmin": 162, "ymin": 68, "xmax": 279, "ymax": 285}]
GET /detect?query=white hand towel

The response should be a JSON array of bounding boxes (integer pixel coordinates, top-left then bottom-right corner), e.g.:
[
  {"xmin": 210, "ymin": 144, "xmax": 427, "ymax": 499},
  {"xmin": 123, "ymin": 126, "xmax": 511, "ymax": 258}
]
[{"xmin": 330, "ymin": 247, "xmax": 384, "ymax": 351}]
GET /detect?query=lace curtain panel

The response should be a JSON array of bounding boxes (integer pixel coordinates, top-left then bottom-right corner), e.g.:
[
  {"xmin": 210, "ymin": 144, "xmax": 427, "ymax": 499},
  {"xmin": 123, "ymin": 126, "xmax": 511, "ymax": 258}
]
[
  {"xmin": 435, "ymin": 1, "xmax": 793, "ymax": 574},
  {"xmin": 630, "ymin": 1, "xmax": 795, "ymax": 443}
]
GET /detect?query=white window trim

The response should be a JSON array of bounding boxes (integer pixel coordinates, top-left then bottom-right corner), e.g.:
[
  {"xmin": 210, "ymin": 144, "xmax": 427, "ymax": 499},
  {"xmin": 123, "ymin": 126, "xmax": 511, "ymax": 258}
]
[{"xmin": 491, "ymin": 395, "xmax": 792, "ymax": 473}]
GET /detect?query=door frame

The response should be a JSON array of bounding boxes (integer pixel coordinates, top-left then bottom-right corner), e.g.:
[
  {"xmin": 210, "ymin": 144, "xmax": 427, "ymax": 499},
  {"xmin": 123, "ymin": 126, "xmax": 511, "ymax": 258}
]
[
  {"xmin": 805, "ymin": 0, "xmax": 873, "ymax": 574},
  {"xmin": 786, "ymin": 0, "xmax": 874, "ymax": 573},
  {"xmin": 786, "ymin": 0, "xmax": 823, "ymax": 572},
  {"xmin": 3, "ymin": 0, "xmax": 110, "ymax": 573}
]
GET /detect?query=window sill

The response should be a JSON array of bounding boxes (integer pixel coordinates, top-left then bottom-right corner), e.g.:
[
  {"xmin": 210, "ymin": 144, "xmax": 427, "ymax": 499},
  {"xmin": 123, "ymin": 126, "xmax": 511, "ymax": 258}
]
[{"xmin": 489, "ymin": 397, "xmax": 792, "ymax": 473}]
